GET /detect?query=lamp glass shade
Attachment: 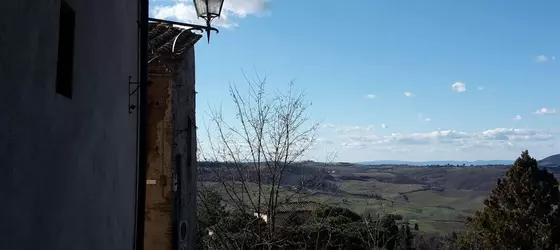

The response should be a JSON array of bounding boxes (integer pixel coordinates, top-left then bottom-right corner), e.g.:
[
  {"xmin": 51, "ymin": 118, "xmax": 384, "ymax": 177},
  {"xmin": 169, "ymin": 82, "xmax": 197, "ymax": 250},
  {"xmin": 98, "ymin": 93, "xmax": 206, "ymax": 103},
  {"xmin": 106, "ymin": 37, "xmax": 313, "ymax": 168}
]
[{"xmin": 193, "ymin": 0, "xmax": 224, "ymax": 19}]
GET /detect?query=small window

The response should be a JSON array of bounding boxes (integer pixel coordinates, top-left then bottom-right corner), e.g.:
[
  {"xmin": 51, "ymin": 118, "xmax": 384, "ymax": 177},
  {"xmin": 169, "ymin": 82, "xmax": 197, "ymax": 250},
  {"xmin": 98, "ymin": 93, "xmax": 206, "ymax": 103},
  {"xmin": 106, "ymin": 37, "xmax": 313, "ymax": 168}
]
[{"xmin": 56, "ymin": 0, "xmax": 76, "ymax": 99}]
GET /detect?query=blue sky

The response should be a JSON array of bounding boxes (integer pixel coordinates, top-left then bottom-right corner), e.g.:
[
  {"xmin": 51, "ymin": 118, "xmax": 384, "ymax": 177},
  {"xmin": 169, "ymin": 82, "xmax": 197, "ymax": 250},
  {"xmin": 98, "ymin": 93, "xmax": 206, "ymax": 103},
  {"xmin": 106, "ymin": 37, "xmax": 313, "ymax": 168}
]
[{"xmin": 150, "ymin": 0, "xmax": 560, "ymax": 162}]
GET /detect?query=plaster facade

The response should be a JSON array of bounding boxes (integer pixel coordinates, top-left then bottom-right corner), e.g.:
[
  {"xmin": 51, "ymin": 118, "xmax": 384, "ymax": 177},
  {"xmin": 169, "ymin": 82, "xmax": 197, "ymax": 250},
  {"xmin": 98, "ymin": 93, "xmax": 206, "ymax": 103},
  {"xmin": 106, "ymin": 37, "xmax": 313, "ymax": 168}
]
[
  {"xmin": 172, "ymin": 47, "xmax": 198, "ymax": 250},
  {"xmin": 0, "ymin": 0, "xmax": 139, "ymax": 249},
  {"xmin": 144, "ymin": 26, "xmax": 199, "ymax": 250}
]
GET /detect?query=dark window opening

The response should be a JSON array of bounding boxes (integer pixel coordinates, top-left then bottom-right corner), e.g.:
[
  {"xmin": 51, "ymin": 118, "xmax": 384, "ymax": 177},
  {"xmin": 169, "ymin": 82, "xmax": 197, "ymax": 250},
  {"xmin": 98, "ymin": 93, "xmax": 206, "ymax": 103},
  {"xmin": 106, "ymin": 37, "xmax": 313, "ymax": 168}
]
[{"xmin": 56, "ymin": 1, "xmax": 76, "ymax": 99}]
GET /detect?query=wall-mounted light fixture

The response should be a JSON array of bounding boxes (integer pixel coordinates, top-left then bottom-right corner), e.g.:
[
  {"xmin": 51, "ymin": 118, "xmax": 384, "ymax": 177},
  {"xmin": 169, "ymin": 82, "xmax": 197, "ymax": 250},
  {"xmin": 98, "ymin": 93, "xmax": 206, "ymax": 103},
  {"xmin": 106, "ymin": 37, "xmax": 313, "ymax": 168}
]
[{"xmin": 149, "ymin": 0, "xmax": 224, "ymax": 43}]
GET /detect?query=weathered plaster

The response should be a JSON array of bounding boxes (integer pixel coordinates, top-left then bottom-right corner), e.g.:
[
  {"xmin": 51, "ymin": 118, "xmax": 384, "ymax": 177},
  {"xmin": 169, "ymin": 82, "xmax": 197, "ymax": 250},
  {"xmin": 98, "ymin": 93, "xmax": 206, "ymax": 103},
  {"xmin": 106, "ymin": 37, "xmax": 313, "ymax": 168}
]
[
  {"xmin": 144, "ymin": 47, "xmax": 197, "ymax": 250},
  {"xmin": 172, "ymin": 47, "xmax": 198, "ymax": 250},
  {"xmin": 144, "ymin": 74, "xmax": 174, "ymax": 250}
]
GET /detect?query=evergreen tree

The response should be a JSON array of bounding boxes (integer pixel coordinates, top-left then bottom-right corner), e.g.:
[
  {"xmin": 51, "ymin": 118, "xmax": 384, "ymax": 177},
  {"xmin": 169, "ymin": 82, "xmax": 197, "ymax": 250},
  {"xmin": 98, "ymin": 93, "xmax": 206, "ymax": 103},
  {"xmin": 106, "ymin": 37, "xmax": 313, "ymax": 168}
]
[
  {"xmin": 197, "ymin": 188, "xmax": 226, "ymax": 231},
  {"xmin": 396, "ymin": 224, "xmax": 413, "ymax": 250},
  {"xmin": 460, "ymin": 151, "xmax": 560, "ymax": 250},
  {"xmin": 378, "ymin": 214, "xmax": 400, "ymax": 249},
  {"xmin": 414, "ymin": 223, "xmax": 419, "ymax": 231},
  {"xmin": 196, "ymin": 189, "xmax": 227, "ymax": 250}
]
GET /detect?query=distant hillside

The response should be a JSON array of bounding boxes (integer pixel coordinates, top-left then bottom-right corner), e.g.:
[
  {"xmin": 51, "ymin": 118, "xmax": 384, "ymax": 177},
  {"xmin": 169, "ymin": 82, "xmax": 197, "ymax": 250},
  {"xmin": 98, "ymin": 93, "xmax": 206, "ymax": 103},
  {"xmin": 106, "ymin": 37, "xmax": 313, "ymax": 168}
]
[
  {"xmin": 198, "ymin": 161, "xmax": 338, "ymax": 191},
  {"xmin": 538, "ymin": 154, "xmax": 560, "ymax": 171},
  {"xmin": 355, "ymin": 160, "xmax": 513, "ymax": 166}
]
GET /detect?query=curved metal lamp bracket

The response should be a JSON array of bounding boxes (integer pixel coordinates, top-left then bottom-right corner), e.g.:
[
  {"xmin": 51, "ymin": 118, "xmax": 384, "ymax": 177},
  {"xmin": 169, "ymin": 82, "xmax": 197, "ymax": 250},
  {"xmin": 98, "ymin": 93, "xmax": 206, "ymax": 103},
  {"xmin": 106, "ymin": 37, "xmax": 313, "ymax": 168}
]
[
  {"xmin": 149, "ymin": 17, "xmax": 219, "ymax": 43},
  {"xmin": 204, "ymin": 27, "xmax": 219, "ymax": 44}
]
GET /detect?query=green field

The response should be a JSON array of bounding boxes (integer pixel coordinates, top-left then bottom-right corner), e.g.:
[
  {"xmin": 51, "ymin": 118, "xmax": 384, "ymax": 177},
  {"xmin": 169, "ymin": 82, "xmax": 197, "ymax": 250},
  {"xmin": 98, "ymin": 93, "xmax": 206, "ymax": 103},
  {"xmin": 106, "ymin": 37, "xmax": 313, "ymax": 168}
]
[{"xmin": 199, "ymin": 164, "xmax": 511, "ymax": 234}]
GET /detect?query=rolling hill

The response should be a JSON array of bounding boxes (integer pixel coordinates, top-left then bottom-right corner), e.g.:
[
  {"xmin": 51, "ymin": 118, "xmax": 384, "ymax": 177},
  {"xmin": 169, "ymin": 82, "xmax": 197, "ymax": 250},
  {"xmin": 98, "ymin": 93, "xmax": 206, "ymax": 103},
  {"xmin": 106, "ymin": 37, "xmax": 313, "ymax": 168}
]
[
  {"xmin": 199, "ymin": 157, "xmax": 560, "ymax": 233},
  {"xmin": 355, "ymin": 160, "xmax": 513, "ymax": 166},
  {"xmin": 538, "ymin": 154, "xmax": 560, "ymax": 171}
]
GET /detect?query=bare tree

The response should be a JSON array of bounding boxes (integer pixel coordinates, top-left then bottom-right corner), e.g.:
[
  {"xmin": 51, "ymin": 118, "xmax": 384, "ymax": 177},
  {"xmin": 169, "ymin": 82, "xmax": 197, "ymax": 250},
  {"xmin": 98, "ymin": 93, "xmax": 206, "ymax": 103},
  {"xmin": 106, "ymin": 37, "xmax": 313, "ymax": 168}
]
[
  {"xmin": 196, "ymin": 71, "xmax": 334, "ymax": 249},
  {"xmin": 195, "ymin": 72, "xmax": 409, "ymax": 250}
]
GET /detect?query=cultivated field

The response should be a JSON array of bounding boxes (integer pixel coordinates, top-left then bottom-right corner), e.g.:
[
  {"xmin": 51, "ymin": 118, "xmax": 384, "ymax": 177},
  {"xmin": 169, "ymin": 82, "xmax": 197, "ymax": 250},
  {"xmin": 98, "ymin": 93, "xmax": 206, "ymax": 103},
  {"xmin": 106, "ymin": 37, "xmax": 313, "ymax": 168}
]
[{"xmin": 199, "ymin": 162, "xmax": 518, "ymax": 234}]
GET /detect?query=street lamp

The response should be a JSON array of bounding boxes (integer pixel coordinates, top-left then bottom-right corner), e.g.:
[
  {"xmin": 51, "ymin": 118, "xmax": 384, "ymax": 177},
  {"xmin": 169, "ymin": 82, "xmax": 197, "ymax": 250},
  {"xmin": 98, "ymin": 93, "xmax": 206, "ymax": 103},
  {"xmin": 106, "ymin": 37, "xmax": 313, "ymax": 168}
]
[
  {"xmin": 149, "ymin": 0, "xmax": 225, "ymax": 43},
  {"xmin": 194, "ymin": 0, "xmax": 224, "ymax": 42}
]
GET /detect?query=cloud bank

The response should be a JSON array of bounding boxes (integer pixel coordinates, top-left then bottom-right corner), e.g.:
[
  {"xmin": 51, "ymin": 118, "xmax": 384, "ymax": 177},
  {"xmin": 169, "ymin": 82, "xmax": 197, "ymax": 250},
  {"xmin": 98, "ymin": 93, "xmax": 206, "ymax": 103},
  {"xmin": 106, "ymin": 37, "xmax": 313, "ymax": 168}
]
[
  {"xmin": 534, "ymin": 108, "xmax": 557, "ymax": 115},
  {"xmin": 312, "ymin": 124, "xmax": 560, "ymax": 161}
]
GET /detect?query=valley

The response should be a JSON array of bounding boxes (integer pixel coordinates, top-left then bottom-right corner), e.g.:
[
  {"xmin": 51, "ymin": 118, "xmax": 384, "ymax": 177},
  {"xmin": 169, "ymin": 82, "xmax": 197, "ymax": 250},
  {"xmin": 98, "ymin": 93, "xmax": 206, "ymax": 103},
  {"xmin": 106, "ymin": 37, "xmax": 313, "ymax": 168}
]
[{"xmin": 198, "ymin": 154, "xmax": 560, "ymax": 234}]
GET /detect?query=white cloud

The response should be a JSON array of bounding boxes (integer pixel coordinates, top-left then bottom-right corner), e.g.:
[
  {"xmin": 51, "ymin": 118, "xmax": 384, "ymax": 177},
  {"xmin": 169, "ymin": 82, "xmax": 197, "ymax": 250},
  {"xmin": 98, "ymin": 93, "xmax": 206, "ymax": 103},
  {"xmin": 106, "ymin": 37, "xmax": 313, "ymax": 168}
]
[
  {"xmin": 315, "ymin": 138, "xmax": 334, "ymax": 145},
  {"xmin": 335, "ymin": 125, "xmax": 375, "ymax": 134},
  {"xmin": 321, "ymin": 124, "xmax": 375, "ymax": 134},
  {"xmin": 536, "ymin": 55, "xmax": 548, "ymax": 62},
  {"xmin": 385, "ymin": 146, "xmax": 412, "ymax": 153},
  {"xmin": 534, "ymin": 108, "xmax": 557, "ymax": 115},
  {"xmin": 223, "ymin": 0, "xmax": 270, "ymax": 17},
  {"xmin": 477, "ymin": 86, "xmax": 484, "ymax": 91},
  {"xmin": 365, "ymin": 94, "xmax": 377, "ymax": 99},
  {"xmin": 512, "ymin": 115, "xmax": 522, "ymax": 121},
  {"xmin": 320, "ymin": 123, "xmax": 336, "ymax": 129},
  {"xmin": 150, "ymin": 0, "xmax": 270, "ymax": 29},
  {"xmin": 338, "ymin": 127, "xmax": 559, "ymax": 149},
  {"xmin": 451, "ymin": 82, "xmax": 466, "ymax": 92},
  {"xmin": 381, "ymin": 124, "xmax": 388, "ymax": 129},
  {"xmin": 480, "ymin": 128, "xmax": 556, "ymax": 141},
  {"xmin": 418, "ymin": 113, "xmax": 432, "ymax": 122},
  {"xmin": 404, "ymin": 92, "xmax": 414, "ymax": 97},
  {"xmin": 202, "ymin": 120, "xmax": 560, "ymax": 162},
  {"xmin": 304, "ymin": 124, "xmax": 560, "ymax": 161}
]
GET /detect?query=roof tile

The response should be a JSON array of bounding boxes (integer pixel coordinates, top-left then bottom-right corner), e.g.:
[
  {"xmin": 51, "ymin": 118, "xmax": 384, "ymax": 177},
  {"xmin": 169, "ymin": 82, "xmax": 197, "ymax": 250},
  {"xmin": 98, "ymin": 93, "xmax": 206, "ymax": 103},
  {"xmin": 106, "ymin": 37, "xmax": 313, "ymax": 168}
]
[{"xmin": 148, "ymin": 23, "xmax": 202, "ymax": 62}]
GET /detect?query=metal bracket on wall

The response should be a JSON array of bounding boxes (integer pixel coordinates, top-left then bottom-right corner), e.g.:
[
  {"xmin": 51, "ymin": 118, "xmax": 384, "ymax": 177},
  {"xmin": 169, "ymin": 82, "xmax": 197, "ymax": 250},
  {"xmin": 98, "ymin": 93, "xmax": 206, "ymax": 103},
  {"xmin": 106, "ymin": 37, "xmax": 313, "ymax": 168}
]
[{"xmin": 129, "ymin": 76, "xmax": 140, "ymax": 114}]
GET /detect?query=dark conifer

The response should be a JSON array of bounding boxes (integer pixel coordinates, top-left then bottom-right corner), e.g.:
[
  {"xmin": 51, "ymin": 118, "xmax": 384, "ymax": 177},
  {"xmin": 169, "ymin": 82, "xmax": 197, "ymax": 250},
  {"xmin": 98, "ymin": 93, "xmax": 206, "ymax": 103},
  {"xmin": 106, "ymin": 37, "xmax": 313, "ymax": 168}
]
[{"xmin": 461, "ymin": 151, "xmax": 560, "ymax": 250}]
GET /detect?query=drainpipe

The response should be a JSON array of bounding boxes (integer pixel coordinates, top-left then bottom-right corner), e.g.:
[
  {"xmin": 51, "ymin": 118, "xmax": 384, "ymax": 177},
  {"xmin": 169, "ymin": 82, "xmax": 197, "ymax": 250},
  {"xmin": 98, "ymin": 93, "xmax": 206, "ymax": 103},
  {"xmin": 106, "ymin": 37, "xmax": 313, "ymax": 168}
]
[{"xmin": 135, "ymin": 0, "xmax": 149, "ymax": 249}]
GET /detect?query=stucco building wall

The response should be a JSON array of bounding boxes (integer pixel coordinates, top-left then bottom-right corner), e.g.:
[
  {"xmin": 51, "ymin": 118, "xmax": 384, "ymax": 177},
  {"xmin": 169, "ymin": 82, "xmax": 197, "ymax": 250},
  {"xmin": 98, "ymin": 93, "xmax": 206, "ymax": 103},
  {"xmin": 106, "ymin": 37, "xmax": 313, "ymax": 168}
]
[
  {"xmin": 172, "ymin": 47, "xmax": 198, "ymax": 250},
  {"xmin": 143, "ymin": 21, "xmax": 202, "ymax": 250},
  {"xmin": 144, "ymin": 73, "xmax": 175, "ymax": 250},
  {"xmin": 144, "ymin": 45, "xmax": 198, "ymax": 250},
  {"xmin": 0, "ymin": 0, "xmax": 139, "ymax": 249}
]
